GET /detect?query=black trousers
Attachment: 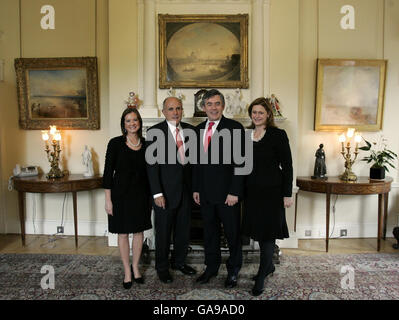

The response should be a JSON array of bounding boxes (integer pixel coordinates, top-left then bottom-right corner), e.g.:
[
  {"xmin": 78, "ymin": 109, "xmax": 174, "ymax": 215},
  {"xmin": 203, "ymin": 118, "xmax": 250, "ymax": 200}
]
[
  {"xmin": 257, "ymin": 239, "xmax": 275, "ymax": 280},
  {"xmin": 154, "ymin": 190, "xmax": 191, "ymax": 272},
  {"xmin": 200, "ymin": 202, "xmax": 242, "ymax": 275}
]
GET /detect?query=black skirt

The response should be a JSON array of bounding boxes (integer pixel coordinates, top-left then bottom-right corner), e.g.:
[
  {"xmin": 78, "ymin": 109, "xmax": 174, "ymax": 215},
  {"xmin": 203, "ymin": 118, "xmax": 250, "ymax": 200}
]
[
  {"xmin": 108, "ymin": 183, "xmax": 152, "ymax": 234},
  {"xmin": 242, "ymin": 185, "xmax": 289, "ymax": 241}
]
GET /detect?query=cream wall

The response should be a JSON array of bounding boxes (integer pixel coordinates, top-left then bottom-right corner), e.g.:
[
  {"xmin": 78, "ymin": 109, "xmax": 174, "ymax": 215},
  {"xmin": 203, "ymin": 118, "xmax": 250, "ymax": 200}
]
[
  {"xmin": 1, "ymin": 0, "xmax": 398, "ymax": 243},
  {"xmin": 269, "ymin": 0, "xmax": 299, "ymax": 239},
  {"xmin": 0, "ymin": 0, "xmax": 24, "ymax": 235},
  {"xmin": 297, "ymin": 0, "xmax": 399, "ymax": 239},
  {"xmin": 0, "ymin": 0, "xmax": 109, "ymax": 236}
]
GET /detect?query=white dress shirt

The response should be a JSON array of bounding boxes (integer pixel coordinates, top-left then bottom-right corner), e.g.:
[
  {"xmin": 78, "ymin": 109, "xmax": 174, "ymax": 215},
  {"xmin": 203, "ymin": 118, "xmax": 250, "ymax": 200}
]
[
  {"xmin": 202, "ymin": 119, "xmax": 220, "ymax": 146},
  {"xmin": 166, "ymin": 121, "xmax": 186, "ymax": 151}
]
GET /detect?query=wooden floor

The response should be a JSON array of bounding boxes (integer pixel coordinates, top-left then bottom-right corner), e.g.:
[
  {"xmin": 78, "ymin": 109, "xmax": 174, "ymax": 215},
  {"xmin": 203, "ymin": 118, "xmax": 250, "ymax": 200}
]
[{"xmin": 1, "ymin": 234, "xmax": 398, "ymax": 256}]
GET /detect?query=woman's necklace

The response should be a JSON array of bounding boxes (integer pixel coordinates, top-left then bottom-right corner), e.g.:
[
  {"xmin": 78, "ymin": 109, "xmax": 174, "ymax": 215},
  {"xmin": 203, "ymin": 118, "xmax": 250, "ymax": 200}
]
[
  {"xmin": 126, "ymin": 135, "xmax": 141, "ymax": 148},
  {"xmin": 252, "ymin": 128, "xmax": 266, "ymax": 142}
]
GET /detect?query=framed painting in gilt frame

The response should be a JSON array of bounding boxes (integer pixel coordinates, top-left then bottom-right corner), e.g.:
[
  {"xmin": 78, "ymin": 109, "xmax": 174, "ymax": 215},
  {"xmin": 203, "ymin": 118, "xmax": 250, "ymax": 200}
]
[
  {"xmin": 15, "ymin": 57, "xmax": 100, "ymax": 130},
  {"xmin": 159, "ymin": 14, "xmax": 248, "ymax": 88},
  {"xmin": 315, "ymin": 59, "xmax": 387, "ymax": 132}
]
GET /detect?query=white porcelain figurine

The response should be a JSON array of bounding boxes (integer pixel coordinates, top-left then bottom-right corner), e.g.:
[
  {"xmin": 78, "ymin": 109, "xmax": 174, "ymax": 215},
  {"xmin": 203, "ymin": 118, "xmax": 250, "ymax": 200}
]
[
  {"xmin": 225, "ymin": 88, "xmax": 246, "ymax": 116},
  {"xmin": 82, "ymin": 145, "xmax": 94, "ymax": 177}
]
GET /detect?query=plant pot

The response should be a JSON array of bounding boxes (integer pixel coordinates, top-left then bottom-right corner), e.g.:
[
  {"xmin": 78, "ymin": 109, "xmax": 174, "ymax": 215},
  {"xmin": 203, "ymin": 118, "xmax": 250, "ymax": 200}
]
[{"xmin": 370, "ymin": 167, "xmax": 385, "ymax": 180}]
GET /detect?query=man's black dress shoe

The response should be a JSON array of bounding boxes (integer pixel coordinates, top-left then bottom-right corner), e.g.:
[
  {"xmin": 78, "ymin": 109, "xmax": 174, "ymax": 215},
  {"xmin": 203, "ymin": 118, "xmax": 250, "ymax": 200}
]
[
  {"xmin": 251, "ymin": 277, "xmax": 265, "ymax": 296},
  {"xmin": 172, "ymin": 264, "xmax": 197, "ymax": 275},
  {"xmin": 224, "ymin": 274, "xmax": 238, "ymax": 288},
  {"xmin": 251, "ymin": 285, "xmax": 264, "ymax": 296},
  {"xmin": 196, "ymin": 271, "xmax": 218, "ymax": 284},
  {"xmin": 158, "ymin": 271, "xmax": 173, "ymax": 283}
]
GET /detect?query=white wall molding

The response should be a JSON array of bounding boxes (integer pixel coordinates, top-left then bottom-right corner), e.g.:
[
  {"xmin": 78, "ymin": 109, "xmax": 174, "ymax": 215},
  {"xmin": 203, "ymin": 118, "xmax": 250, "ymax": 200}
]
[
  {"xmin": 276, "ymin": 236, "xmax": 298, "ymax": 249},
  {"xmin": 251, "ymin": 0, "xmax": 264, "ymax": 100},
  {"xmin": 137, "ymin": 0, "xmax": 145, "ymax": 107},
  {"xmin": 263, "ymin": 0, "xmax": 271, "ymax": 96},
  {"xmin": 142, "ymin": 0, "xmax": 159, "ymax": 117},
  {"xmin": 21, "ymin": 219, "xmax": 396, "ymax": 248},
  {"xmin": 137, "ymin": 0, "xmax": 271, "ymax": 119}
]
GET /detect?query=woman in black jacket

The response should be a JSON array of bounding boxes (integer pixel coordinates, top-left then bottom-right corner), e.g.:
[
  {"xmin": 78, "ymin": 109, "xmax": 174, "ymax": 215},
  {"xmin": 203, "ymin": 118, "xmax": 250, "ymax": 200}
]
[
  {"xmin": 103, "ymin": 108, "xmax": 152, "ymax": 289},
  {"xmin": 242, "ymin": 97, "xmax": 293, "ymax": 296}
]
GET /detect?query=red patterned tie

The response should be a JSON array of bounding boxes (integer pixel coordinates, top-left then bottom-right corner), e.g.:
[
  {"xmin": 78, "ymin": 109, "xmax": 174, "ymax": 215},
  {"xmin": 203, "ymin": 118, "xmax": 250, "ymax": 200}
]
[
  {"xmin": 204, "ymin": 121, "xmax": 215, "ymax": 152},
  {"xmin": 175, "ymin": 127, "xmax": 185, "ymax": 164}
]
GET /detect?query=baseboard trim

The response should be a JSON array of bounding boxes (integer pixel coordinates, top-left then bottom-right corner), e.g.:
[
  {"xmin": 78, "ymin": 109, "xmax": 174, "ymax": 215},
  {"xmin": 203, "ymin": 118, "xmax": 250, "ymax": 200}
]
[
  {"xmin": 296, "ymin": 222, "xmax": 397, "ymax": 239},
  {"xmin": 107, "ymin": 230, "xmax": 299, "ymax": 249},
  {"xmin": 21, "ymin": 219, "xmax": 108, "ymax": 237},
  {"xmin": 276, "ymin": 236, "xmax": 298, "ymax": 248},
  {"xmin": 13, "ymin": 220, "xmax": 396, "ymax": 249}
]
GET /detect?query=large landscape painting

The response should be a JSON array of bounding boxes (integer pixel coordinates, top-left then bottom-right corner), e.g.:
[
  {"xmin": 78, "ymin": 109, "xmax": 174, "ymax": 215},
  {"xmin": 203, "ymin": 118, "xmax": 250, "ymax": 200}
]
[
  {"xmin": 315, "ymin": 59, "xmax": 386, "ymax": 132},
  {"xmin": 159, "ymin": 14, "xmax": 248, "ymax": 88},
  {"xmin": 15, "ymin": 57, "xmax": 100, "ymax": 130},
  {"xmin": 29, "ymin": 69, "xmax": 88, "ymax": 119}
]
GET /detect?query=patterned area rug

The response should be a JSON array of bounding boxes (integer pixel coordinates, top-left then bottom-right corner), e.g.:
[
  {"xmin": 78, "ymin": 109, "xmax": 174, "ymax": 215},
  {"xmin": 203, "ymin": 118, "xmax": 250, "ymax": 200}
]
[{"xmin": 0, "ymin": 252, "xmax": 398, "ymax": 300}]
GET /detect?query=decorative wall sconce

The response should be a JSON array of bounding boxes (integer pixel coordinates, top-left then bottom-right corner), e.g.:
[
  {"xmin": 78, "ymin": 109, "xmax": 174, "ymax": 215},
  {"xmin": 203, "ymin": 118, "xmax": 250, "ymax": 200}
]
[
  {"xmin": 339, "ymin": 128, "xmax": 362, "ymax": 181},
  {"xmin": 41, "ymin": 125, "xmax": 64, "ymax": 179}
]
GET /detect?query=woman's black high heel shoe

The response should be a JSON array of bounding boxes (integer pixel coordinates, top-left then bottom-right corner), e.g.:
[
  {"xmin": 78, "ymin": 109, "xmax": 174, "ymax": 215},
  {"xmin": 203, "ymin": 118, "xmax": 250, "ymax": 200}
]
[
  {"xmin": 131, "ymin": 264, "xmax": 144, "ymax": 284},
  {"xmin": 122, "ymin": 265, "xmax": 133, "ymax": 289},
  {"xmin": 122, "ymin": 280, "xmax": 132, "ymax": 289},
  {"xmin": 252, "ymin": 265, "xmax": 275, "ymax": 281}
]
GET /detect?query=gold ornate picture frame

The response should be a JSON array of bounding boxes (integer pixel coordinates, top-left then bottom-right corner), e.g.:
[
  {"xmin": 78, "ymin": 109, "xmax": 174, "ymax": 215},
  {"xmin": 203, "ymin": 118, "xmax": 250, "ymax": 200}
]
[
  {"xmin": 159, "ymin": 14, "xmax": 248, "ymax": 88},
  {"xmin": 315, "ymin": 59, "xmax": 386, "ymax": 132},
  {"xmin": 15, "ymin": 57, "xmax": 100, "ymax": 130}
]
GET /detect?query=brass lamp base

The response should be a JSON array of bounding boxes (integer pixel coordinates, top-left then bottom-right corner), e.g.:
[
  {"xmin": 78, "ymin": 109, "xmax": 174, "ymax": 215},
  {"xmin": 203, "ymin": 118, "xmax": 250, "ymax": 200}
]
[
  {"xmin": 339, "ymin": 169, "xmax": 357, "ymax": 182},
  {"xmin": 46, "ymin": 167, "xmax": 64, "ymax": 179}
]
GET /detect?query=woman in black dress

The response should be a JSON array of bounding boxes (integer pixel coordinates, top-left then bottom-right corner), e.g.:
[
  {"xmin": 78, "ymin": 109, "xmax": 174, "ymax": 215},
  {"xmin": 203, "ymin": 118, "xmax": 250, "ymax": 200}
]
[
  {"xmin": 242, "ymin": 97, "xmax": 293, "ymax": 296},
  {"xmin": 103, "ymin": 108, "xmax": 152, "ymax": 289}
]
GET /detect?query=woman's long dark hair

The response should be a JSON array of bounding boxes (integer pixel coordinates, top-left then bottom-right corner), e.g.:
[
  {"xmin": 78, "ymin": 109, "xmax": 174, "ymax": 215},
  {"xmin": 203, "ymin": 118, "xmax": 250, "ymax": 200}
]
[
  {"xmin": 247, "ymin": 97, "xmax": 276, "ymax": 129},
  {"xmin": 120, "ymin": 107, "xmax": 143, "ymax": 140}
]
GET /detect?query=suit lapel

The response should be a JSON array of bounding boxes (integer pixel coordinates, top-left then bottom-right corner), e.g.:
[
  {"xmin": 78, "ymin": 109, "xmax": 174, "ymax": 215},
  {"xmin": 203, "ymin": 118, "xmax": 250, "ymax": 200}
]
[
  {"xmin": 162, "ymin": 120, "xmax": 175, "ymax": 151},
  {"xmin": 215, "ymin": 116, "xmax": 226, "ymax": 132},
  {"xmin": 180, "ymin": 122, "xmax": 189, "ymax": 144},
  {"xmin": 198, "ymin": 120, "xmax": 207, "ymax": 145}
]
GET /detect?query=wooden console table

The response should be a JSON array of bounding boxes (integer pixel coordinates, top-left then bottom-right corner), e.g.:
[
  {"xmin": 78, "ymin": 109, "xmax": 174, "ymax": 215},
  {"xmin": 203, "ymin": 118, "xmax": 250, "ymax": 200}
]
[
  {"xmin": 295, "ymin": 176, "xmax": 393, "ymax": 252},
  {"xmin": 13, "ymin": 174, "xmax": 103, "ymax": 248}
]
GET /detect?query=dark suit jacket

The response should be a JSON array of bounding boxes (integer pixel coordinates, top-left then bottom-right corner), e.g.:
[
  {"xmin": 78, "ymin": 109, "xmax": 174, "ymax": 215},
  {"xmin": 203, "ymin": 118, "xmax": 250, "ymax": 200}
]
[
  {"xmin": 146, "ymin": 120, "xmax": 195, "ymax": 209},
  {"xmin": 193, "ymin": 116, "xmax": 245, "ymax": 204},
  {"xmin": 245, "ymin": 126, "xmax": 293, "ymax": 197}
]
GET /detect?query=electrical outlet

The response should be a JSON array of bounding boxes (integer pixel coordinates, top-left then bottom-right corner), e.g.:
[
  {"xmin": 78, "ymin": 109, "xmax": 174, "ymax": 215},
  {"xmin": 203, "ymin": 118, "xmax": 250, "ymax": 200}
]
[
  {"xmin": 57, "ymin": 226, "xmax": 64, "ymax": 234},
  {"xmin": 340, "ymin": 229, "xmax": 347, "ymax": 237},
  {"xmin": 305, "ymin": 230, "xmax": 312, "ymax": 237}
]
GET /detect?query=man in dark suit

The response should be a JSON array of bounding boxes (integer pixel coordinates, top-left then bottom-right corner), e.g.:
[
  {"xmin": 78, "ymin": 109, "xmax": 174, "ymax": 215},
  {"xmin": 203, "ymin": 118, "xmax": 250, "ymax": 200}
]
[
  {"xmin": 146, "ymin": 96, "xmax": 197, "ymax": 283},
  {"xmin": 193, "ymin": 89, "xmax": 245, "ymax": 288}
]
